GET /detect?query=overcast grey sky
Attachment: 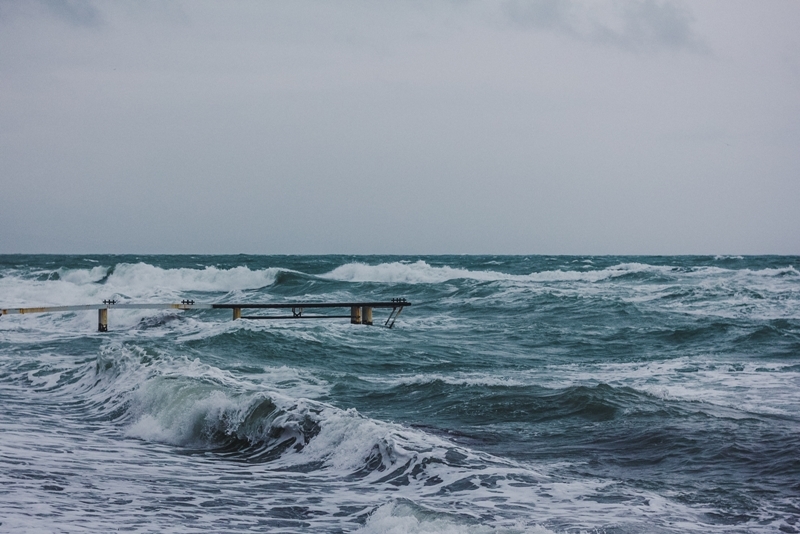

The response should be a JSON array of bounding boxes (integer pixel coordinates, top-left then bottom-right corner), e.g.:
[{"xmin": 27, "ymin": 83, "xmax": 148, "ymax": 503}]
[{"xmin": 1, "ymin": 0, "xmax": 798, "ymax": 254}]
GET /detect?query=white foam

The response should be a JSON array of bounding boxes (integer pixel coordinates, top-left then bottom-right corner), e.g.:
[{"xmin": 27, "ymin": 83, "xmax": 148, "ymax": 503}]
[
  {"xmin": 538, "ymin": 358, "xmax": 800, "ymax": 418},
  {"xmin": 356, "ymin": 358, "xmax": 800, "ymax": 420},
  {"xmin": 321, "ymin": 261, "xmax": 507, "ymax": 284},
  {"xmin": 357, "ymin": 501, "xmax": 547, "ymax": 534},
  {"xmin": 321, "ymin": 261, "xmax": 667, "ymax": 285},
  {"xmin": 57, "ymin": 265, "xmax": 109, "ymax": 284},
  {"xmin": 0, "ymin": 335, "xmax": 784, "ymax": 533},
  {"xmin": 105, "ymin": 263, "xmax": 283, "ymax": 294},
  {"xmin": 363, "ymin": 373, "xmax": 528, "ymax": 388},
  {"xmin": 2, "ymin": 257, "xmax": 798, "ymax": 533},
  {"xmin": 3, "ymin": 261, "xmax": 797, "ymax": 332},
  {"xmin": 113, "ymin": 358, "xmax": 739, "ymax": 531},
  {"xmin": 0, "ymin": 263, "xmax": 284, "ymax": 310}
]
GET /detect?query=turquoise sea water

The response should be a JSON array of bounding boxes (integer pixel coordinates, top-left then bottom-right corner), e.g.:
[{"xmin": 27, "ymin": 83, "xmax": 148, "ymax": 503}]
[{"xmin": 1, "ymin": 255, "xmax": 798, "ymax": 533}]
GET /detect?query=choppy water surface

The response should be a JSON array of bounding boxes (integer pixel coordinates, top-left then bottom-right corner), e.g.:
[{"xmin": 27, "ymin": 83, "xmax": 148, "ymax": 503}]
[{"xmin": 1, "ymin": 255, "xmax": 798, "ymax": 533}]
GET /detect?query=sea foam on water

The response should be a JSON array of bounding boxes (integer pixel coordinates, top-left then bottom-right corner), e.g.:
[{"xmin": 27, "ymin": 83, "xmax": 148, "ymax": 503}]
[{"xmin": 1, "ymin": 254, "xmax": 798, "ymax": 533}]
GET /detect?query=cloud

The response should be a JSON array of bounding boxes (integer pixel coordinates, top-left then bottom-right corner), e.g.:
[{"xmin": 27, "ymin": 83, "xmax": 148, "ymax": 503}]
[
  {"xmin": 502, "ymin": 0, "xmax": 574, "ymax": 32},
  {"xmin": 0, "ymin": 0, "xmax": 796, "ymax": 254},
  {"xmin": 0, "ymin": 0, "xmax": 101, "ymax": 27},
  {"xmin": 503, "ymin": 0, "xmax": 705, "ymax": 53}
]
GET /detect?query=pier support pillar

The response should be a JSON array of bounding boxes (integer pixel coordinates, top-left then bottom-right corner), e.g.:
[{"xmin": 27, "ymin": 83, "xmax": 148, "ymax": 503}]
[
  {"xmin": 232, "ymin": 308, "xmax": 241, "ymax": 320},
  {"xmin": 362, "ymin": 307, "xmax": 373, "ymax": 326},
  {"xmin": 98, "ymin": 308, "xmax": 108, "ymax": 332},
  {"xmin": 350, "ymin": 306, "xmax": 361, "ymax": 324}
]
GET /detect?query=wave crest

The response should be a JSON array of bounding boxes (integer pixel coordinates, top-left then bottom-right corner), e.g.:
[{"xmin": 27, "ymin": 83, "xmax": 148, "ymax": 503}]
[
  {"xmin": 321, "ymin": 261, "xmax": 667, "ymax": 285},
  {"xmin": 107, "ymin": 263, "xmax": 282, "ymax": 293}
]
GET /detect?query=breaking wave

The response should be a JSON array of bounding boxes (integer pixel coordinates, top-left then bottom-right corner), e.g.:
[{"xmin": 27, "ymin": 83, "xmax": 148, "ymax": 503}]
[
  {"xmin": 0, "ymin": 263, "xmax": 285, "ymax": 307},
  {"xmin": 321, "ymin": 261, "xmax": 800, "ymax": 286},
  {"xmin": 321, "ymin": 260, "xmax": 666, "ymax": 284}
]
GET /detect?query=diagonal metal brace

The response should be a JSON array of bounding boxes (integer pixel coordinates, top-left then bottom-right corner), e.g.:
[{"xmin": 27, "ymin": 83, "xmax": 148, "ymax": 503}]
[{"xmin": 384, "ymin": 305, "xmax": 405, "ymax": 329}]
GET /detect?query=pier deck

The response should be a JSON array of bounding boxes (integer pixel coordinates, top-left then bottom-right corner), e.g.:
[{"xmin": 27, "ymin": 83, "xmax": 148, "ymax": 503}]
[{"xmin": 1, "ymin": 299, "xmax": 410, "ymax": 330}]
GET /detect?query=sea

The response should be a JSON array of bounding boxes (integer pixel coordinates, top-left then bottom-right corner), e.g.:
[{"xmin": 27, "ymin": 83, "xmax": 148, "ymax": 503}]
[{"xmin": 0, "ymin": 255, "xmax": 798, "ymax": 533}]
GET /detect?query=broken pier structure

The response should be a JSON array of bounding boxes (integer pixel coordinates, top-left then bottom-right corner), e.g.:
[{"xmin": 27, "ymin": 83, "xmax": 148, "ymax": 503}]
[{"xmin": 1, "ymin": 299, "xmax": 410, "ymax": 331}]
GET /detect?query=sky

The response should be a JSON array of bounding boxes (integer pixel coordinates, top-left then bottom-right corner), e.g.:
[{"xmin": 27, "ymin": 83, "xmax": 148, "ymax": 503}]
[{"xmin": 1, "ymin": 0, "xmax": 798, "ymax": 255}]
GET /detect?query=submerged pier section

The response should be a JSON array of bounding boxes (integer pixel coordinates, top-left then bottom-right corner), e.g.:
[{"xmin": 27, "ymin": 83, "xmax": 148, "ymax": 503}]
[{"xmin": 1, "ymin": 299, "xmax": 410, "ymax": 331}]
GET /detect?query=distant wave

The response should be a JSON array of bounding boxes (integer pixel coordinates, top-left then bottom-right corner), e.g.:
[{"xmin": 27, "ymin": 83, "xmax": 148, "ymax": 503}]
[
  {"xmin": 105, "ymin": 263, "xmax": 283, "ymax": 293},
  {"xmin": 320, "ymin": 260, "xmax": 664, "ymax": 284},
  {"xmin": 0, "ymin": 263, "xmax": 286, "ymax": 307},
  {"xmin": 3, "ymin": 261, "xmax": 796, "ymax": 306},
  {"xmin": 320, "ymin": 260, "xmax": 800, "ymax": 285}
]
